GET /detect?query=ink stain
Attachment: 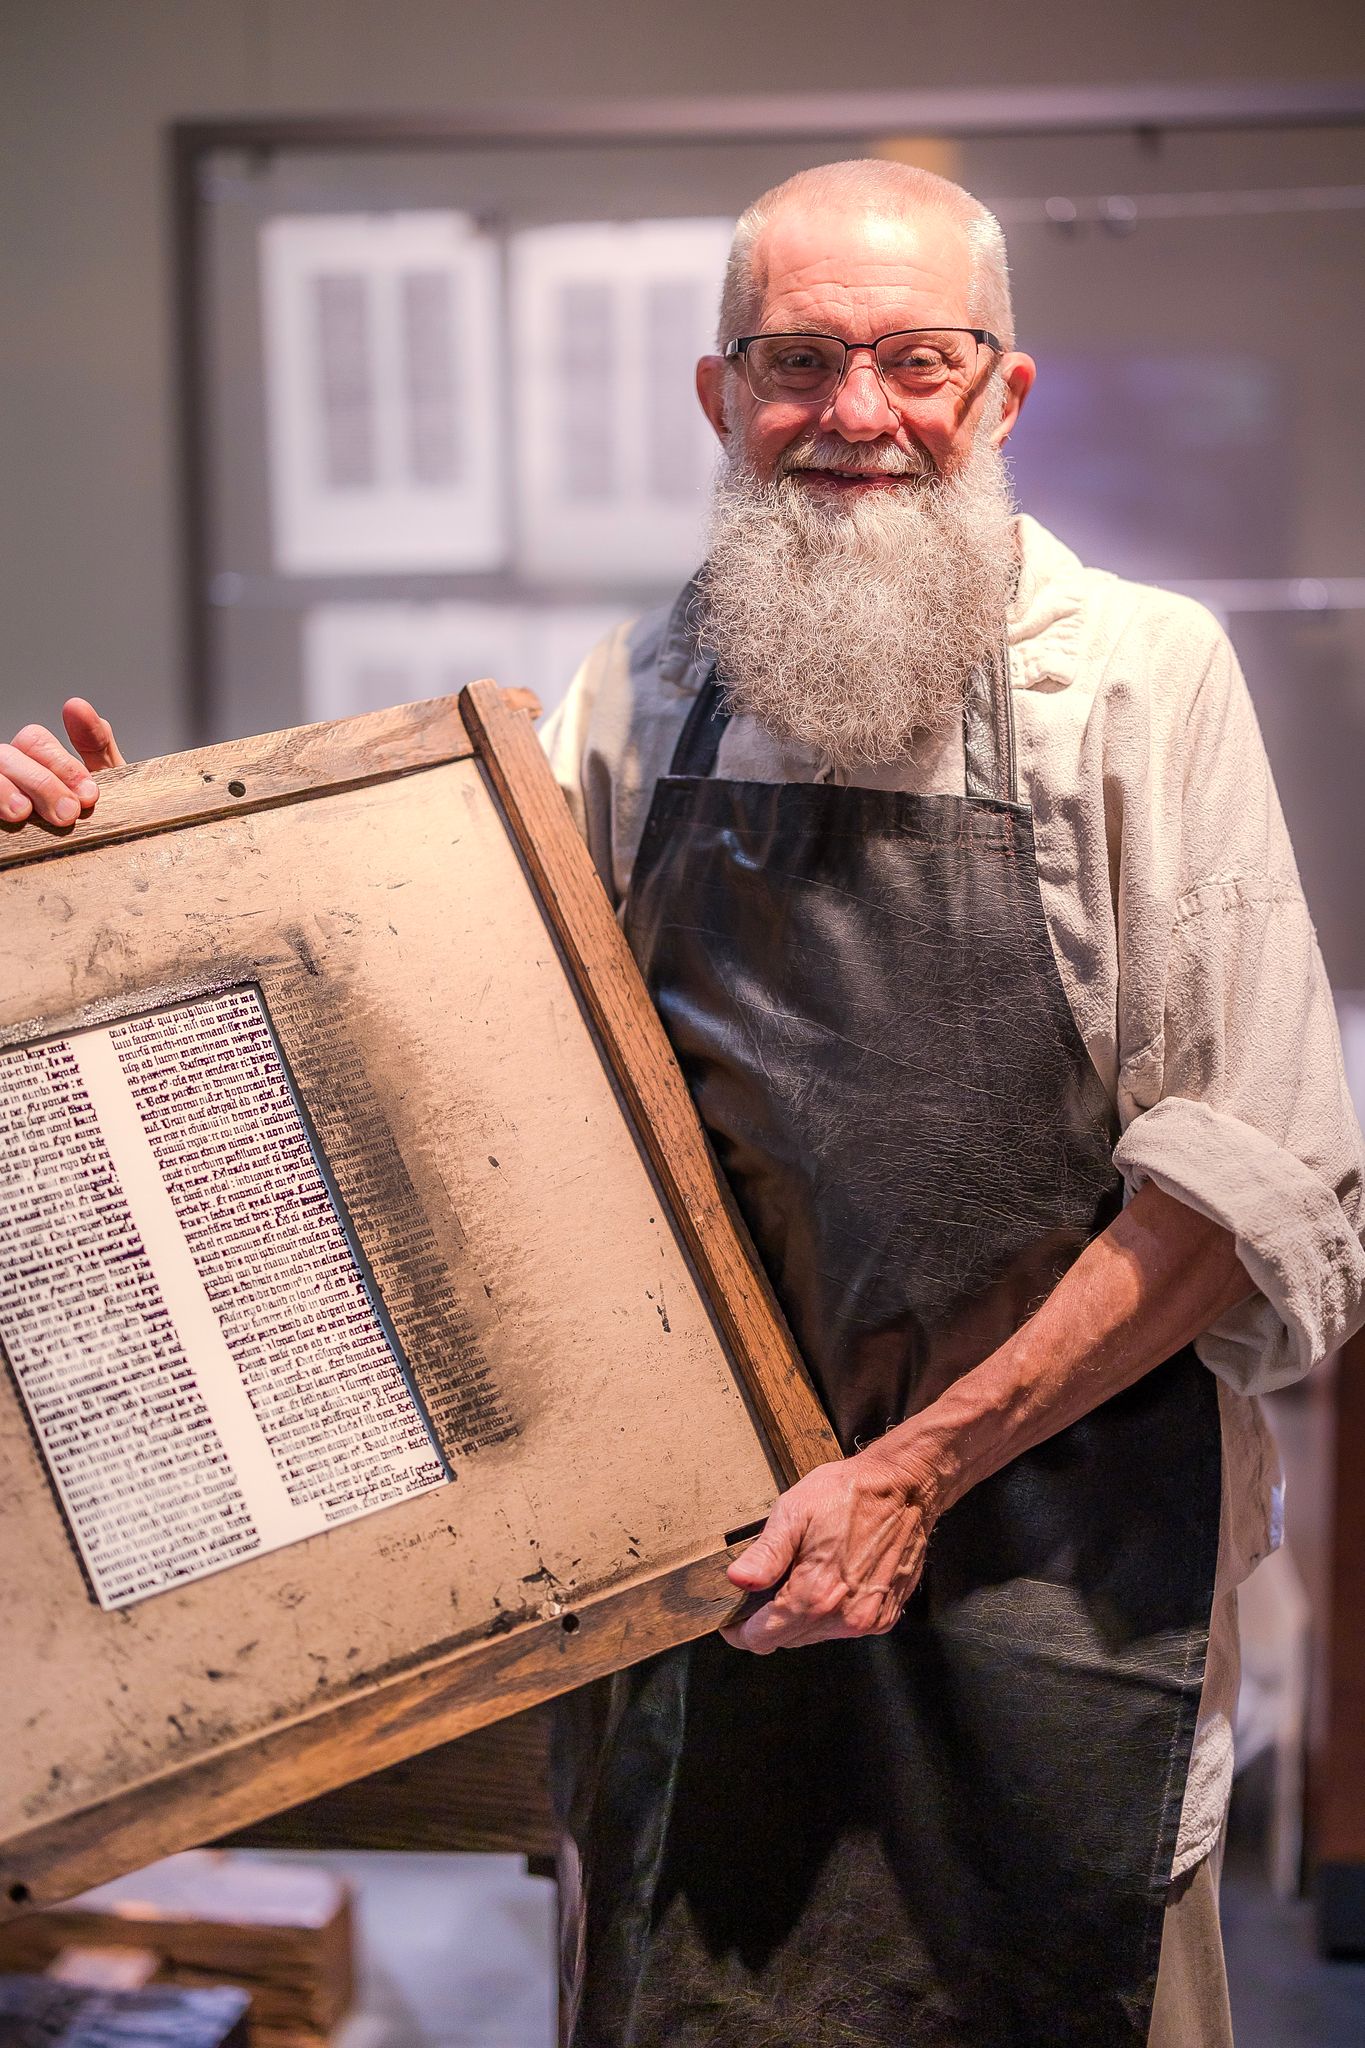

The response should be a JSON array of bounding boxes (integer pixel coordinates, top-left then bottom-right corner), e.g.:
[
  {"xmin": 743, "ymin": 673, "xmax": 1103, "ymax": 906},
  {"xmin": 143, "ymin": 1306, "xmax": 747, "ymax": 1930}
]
[{"xmin": 285, "ymin": 926, "xmax": 321, "ymax": 978}]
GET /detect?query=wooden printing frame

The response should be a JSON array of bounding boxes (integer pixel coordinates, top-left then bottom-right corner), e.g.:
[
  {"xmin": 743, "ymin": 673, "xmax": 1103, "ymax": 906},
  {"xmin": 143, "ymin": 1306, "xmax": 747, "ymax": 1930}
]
[{"xmin": 0, "ymin": 684, "xmax": 838, "ymax": 1917}]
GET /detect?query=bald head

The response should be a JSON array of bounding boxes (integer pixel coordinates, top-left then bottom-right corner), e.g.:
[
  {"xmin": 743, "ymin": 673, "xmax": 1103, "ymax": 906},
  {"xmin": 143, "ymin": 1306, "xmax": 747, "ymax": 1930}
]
[{"xmin": 717, "ymin": 159, "xmax": 1014, "ymax": 351}]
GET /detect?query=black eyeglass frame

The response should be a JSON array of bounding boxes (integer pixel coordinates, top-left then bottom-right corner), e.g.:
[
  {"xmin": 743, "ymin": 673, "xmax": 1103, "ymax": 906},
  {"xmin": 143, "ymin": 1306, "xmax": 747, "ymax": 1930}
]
[{"xmin": 723, "ymin": 327, "xmax": 1004, "ymax": 403}]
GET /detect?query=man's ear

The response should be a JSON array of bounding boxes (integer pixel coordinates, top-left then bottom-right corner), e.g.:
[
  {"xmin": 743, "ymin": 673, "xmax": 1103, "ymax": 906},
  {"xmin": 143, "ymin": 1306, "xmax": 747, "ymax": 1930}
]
[
  {"xmin": 992, "ymin": 352, "xmax": 1036, "ymax": 449},
  {"xmin": 696, "ymin": 355, "xmax": 730, "ymax": 444}
]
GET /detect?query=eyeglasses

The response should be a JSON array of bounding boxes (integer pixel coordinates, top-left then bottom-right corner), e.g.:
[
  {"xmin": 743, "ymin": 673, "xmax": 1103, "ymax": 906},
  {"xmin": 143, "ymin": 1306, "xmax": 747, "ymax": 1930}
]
[{"xmin": 724, "ymin": 327, "xmax": 1002, "ymax": 406}]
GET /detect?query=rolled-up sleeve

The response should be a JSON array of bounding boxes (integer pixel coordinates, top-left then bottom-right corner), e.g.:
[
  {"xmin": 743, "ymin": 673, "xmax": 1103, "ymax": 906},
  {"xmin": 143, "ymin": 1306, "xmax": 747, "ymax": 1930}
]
[{"xmin": 1111, "ymin": 623, "xmax": 1365, "ymax": 1391}]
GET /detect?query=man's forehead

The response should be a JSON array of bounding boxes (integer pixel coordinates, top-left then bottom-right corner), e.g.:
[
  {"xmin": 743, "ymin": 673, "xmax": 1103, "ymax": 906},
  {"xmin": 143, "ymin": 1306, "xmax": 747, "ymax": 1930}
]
[{"xmin": 750, "ymin": 203, "xmax": 974, "ymax": 330}]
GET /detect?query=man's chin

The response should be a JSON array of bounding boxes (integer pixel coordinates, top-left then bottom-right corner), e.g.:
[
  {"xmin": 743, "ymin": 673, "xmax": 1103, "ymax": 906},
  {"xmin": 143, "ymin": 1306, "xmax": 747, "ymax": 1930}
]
[
  {"xmin": 775, "ymin": 472, "xmax": 938, "ymax": 537},
  {"xmin": 703, "ymin": 429, "xmax": 1018, "ymax": 762}
]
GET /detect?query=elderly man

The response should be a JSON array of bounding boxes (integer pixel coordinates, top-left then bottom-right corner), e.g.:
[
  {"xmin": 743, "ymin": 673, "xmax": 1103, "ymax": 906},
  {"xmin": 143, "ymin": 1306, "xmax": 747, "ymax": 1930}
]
[
  {"xmin": 539, "ymin": 162, "xmax": 1365, "ymax": 2048},
  {"xmin": 6, "ymin": 159, "xmax": 1363, "ymax": 2048}
]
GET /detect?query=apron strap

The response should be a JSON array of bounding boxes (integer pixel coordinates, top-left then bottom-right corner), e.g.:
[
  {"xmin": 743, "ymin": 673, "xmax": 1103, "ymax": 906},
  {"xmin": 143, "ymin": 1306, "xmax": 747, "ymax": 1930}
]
[
  {"xmin": 667, "ymin": 645, "xmax": 1017, "ymax": 802},
  {"xmin": 667, "ymin": 663, "xmax": 731, "ymax": 778},
  {"xmin": 963, "ymin": 641, "xmax": 1018, "ymax": 804}
]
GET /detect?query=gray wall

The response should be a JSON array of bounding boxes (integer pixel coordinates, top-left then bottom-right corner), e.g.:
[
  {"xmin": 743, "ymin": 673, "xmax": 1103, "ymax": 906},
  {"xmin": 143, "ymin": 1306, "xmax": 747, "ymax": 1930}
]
[{"xmin": 2, "ymin": 0, "xmax": 1362, "ymax": 756}]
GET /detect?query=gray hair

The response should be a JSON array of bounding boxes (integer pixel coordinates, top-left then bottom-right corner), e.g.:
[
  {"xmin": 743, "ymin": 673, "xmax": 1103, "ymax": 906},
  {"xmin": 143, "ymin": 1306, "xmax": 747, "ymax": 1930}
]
[{"xmin": 716, "ymin": 158, "xmax": 1015, "ymax": 353}]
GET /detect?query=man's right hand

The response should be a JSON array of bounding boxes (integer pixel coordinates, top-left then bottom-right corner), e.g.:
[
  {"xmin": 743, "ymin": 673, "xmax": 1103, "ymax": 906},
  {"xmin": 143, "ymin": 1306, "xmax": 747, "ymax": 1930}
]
[{"xmin": 1, "ymin": 699, "xmax": 124, "ymax": 826}]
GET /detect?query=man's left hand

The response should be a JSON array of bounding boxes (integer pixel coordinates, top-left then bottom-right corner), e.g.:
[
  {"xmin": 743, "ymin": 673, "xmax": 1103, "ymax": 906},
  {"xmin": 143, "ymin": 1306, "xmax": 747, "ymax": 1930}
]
[{"xmin": 722, "ymin": 1448, "xmax": 936, "ymax": 1654}]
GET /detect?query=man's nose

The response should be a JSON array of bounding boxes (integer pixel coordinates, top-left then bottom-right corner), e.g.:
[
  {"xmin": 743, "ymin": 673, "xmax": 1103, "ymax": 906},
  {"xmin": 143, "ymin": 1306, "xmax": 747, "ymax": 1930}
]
[{"xmin": 822, "ymin": 350, "xmax": 900, "ymax": 441}]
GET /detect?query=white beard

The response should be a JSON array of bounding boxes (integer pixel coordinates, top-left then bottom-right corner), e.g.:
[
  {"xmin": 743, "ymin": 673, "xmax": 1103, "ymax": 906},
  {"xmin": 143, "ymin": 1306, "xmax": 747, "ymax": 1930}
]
[{"xmin": 698, "ymin": 423, "xmax": 1017, "ymax": 767}]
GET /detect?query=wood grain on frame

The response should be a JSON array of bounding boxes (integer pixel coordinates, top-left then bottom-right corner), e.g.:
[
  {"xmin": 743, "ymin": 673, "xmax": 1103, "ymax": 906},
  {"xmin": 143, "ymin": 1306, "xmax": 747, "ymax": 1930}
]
[
  {"xmin": 0, "ymin": 688, "xmax": 835, "ymax": 1917},
  {"xmin": 460, "ymin": 679, "xmax": 840, "ymax": 1486},
  {"xmin": 1, "ymin": 1545, "xmax": 745, "ymax": 1915},
  {"xmin": 0, "ymin": 697, "xmax": 473, "ymax": 871}
]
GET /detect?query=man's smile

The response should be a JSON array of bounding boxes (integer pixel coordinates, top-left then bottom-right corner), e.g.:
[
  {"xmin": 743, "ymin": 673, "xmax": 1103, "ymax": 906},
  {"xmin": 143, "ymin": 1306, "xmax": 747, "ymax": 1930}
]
[{"xmin": 789, "ymin": 468, "xmax": 916, "ymax": 492}]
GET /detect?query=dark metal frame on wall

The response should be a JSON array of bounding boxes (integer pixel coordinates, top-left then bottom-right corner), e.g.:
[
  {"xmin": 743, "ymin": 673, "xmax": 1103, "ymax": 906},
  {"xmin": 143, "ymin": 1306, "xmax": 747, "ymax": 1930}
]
[
  {"xmin": 168, "ymin": 82, "xmax": 1365, "ymax": 745},
  {"xmin": 169, "ymin": 80, "xmax": 1365, "ymax": 1954}
]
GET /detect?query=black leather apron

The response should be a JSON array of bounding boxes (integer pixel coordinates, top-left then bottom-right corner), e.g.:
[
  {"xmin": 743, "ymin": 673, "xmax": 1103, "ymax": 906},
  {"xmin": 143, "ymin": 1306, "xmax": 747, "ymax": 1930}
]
[{"xmin": 555, "ymin": 649, "xmax": 1222, "ymax": 2048}]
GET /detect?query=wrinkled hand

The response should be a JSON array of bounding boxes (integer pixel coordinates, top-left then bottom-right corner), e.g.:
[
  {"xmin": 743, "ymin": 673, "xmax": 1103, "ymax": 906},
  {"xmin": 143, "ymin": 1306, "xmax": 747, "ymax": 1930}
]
[
  {"xmin": 722, "ymin": 1447, "xmax": 937, "ymax": 1654},
  {"xmin": 1, "ymin": 698, "xmax": 123, "ymax": 827}
]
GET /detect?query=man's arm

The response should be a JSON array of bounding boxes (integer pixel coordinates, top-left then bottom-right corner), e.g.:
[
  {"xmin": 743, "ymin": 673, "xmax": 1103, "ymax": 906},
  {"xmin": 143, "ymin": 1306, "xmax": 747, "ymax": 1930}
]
[{"xmin": 723, "ymin": 1180, "xmax": 1251, "ymax": 1653}]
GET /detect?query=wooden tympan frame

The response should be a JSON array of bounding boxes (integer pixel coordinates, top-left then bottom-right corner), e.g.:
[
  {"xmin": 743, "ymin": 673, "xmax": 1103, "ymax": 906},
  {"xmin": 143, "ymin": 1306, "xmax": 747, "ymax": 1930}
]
[{"xmin": 1, "ymin": 685, "xmax": 837, "ymax": 1917}]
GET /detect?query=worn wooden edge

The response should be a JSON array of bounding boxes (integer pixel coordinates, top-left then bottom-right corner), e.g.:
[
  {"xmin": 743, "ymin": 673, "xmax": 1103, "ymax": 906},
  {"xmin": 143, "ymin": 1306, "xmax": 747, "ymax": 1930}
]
[
  {"xmin": 0, "ymin": 685, "xmax": 833, "ymax": 1909},
  {"xmin": 458, "ymin": 679, "xmax": 841, "ymax": 1487},
  {"xmin": 0, "ymin": 697, "xmax": 474, "ymax": 871},
  {"xmin": 0, "ymin": 1543, "xmax": 750, "ymax": 1918}
]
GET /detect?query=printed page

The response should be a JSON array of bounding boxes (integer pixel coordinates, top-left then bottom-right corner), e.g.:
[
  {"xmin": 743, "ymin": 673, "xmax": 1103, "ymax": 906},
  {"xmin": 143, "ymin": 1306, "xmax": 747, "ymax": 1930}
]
[
  {"xmin": 0, "ymin": 988, "xmax": 447, "ymax": 1609},
  {"xmin": 259, "ymin": 210, "xmax": 506, "ymax": 575}
]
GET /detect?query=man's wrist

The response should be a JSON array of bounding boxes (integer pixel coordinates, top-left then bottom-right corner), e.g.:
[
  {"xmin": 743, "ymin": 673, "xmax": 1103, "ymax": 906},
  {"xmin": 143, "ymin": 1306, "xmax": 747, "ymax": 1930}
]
[
  {"xmin": 859, "ymin": 1411, "xmax": 969, "ymax": 1527},
  {"xmin": 861, "ymin": 1335, "xmax": 1035, "ymax": 1523}
]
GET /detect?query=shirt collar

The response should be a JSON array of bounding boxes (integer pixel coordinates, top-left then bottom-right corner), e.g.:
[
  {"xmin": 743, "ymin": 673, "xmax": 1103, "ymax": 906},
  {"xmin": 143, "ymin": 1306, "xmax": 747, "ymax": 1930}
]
[{"xmin": 1009, "ymin": 514, "xmax": 1088, "ymax": 690}]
